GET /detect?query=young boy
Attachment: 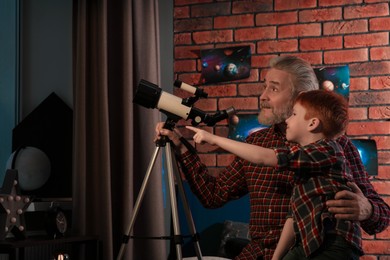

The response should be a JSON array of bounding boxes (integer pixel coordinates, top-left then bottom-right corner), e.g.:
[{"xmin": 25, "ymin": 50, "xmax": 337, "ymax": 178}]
[{"xmin": 186, "ymin": 90, "xmax": 362, "ymax": 259}]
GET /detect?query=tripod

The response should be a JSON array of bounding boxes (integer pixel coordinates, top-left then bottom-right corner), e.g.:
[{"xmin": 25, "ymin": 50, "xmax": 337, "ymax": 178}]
[{"xmin": 116, "ymin": 120, "xmax": 203, "ymax": 260}]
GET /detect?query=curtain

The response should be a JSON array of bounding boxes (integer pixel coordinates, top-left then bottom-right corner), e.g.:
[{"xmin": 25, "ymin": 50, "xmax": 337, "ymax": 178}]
[{"xmin": 72, "ymin": 0, "xmax": 167, "ymax": 259}]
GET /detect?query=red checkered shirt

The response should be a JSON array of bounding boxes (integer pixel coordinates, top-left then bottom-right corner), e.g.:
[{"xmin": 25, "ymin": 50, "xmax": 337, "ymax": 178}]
[
  {"xmin": 179, "ymin": 124, "xmax": 390, "ymax": 260},
  {"xmin": 274, "ymin": 139, "xmax": 362, "ymax": 257}
]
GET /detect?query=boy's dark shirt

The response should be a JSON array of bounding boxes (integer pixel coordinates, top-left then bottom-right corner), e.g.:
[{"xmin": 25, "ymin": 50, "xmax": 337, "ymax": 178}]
[{"xmin": 275, "ymin": 139, "xmax": 362, "ymax": 257}]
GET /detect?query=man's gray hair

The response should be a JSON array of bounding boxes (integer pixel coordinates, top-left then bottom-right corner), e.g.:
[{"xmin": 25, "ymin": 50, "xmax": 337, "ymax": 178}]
[{"xmin": 270, "ymin": 56, "xmax": 319, "ymax": 100}]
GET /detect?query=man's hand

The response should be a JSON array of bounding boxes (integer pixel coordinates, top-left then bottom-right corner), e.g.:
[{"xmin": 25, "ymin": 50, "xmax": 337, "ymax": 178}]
[
  {"xmin": 326, "ymin": 182, "xmax": 373, "ymax": 221},
  {"xmin": 154, "ymin": 122, "xmax": 183, "ymax": 148}
]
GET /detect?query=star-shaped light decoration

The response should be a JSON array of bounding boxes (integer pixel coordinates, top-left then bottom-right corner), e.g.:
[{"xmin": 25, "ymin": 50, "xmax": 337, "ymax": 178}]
[{"xmin": 0, "ymin": 169, "xmax": 32, "ymax": 240}]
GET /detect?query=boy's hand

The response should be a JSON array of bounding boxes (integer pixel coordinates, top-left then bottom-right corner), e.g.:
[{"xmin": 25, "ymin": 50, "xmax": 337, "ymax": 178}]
[{"xmin": 186, "ymin": 126, "xmax": 216, "ymax": 145}]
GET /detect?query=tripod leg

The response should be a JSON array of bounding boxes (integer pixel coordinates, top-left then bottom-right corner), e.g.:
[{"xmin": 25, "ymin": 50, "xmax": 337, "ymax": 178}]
[
  {"xmin": 165, "ymin": 143, "xmax": 184, "ymax": 260},
  {"xmin": 116, "ymin": 146, "xmax": 161, "ymax": 260},
  {"xmin": 173, "ymin": 163, "xmax": 203, "ymax": 260}
]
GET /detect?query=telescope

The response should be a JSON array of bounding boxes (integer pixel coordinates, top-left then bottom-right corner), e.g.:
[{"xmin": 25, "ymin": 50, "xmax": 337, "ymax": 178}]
[
  {"xmin": 120, "ymin": 79, "xmax": 226, "ymax": 260},
  {"xmin": 133, "ymin": 79, "xmax": 235, "ymax": 126}
]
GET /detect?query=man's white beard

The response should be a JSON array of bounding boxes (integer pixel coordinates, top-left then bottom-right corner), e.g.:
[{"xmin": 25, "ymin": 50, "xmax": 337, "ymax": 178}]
[{"xmin": 258, "ymin": 103, "xmax": 293, "ymax": 125}]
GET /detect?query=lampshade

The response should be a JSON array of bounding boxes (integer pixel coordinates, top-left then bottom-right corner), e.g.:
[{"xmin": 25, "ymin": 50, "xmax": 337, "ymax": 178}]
[{"xmin": 6, "ymin": 146, "xmax": 51, "ymax": 191}]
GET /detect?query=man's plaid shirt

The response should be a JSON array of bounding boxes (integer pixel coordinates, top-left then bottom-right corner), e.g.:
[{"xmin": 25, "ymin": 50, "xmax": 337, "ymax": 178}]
[
  {"xmin": 179, "ymin": 124, "xmax": 390, "ymax": 260},
  {"xmin": 274, "ymin": 139, "xmax": 362, "ymax": 257}
]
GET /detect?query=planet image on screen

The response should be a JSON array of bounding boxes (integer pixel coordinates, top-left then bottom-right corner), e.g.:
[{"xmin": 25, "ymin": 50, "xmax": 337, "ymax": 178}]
[{"xmin": 224, "ymin": 63, "xmax": 238, "ymax": 77}]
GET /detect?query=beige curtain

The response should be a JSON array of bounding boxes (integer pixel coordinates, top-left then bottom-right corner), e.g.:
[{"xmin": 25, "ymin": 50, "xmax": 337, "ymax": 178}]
[{"xmin": 72, "ymin": 0, "xmax": 167, "ymax": 259}]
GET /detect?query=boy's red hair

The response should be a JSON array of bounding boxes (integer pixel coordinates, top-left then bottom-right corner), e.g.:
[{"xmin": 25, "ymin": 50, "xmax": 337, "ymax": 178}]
[{"xmin": 295, "ymin": 90, "xmax": 349, "ymax": 139}]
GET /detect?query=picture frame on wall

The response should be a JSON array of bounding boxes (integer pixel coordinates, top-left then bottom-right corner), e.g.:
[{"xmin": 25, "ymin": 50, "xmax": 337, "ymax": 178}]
[{"xmin": 201, "ymin": 46, "xmax": 251, "ymax": 84}]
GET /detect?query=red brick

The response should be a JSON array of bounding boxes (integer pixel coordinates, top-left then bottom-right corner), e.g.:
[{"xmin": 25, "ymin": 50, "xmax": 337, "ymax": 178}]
[
  {"xmin": 256, "ymin": 12, "xmax": 297, "ymax": 26},
  {"xmin": 175, "ymin": 0, "xmax": 212, "ymax": 6},
  {"xmin": 257, "ymin": 39, "xmax": 298, "ymax": 54},
  {"xmin": 191, "ymin": 2, "xmax": 231, "ymax": 17},
  {"xmin": 369, "ymin": 106, "xmax": 390, "ymax": 120},
  {"xmin": 350, "ymin": 77, "xmax": 369, "ymax": 91},
  {"xmin": 238, "ymin": 82, "xmax": 265, "ymax": 96},
  {"xmin": 174, "ymin": 33, "xmax": 192, "ymax": 45},
  {"xmin": 193, "ymin": 97, "xmax": 217, "ymax": 112},
  {"xmin": 376, "ymin": 226, "xmax": 390, "ymax": 239},
  {"xmin": 379, "ymin": 151, "xmax": 390, "ymax": 165},
  {"xmin": 349, "ymin": 61, "xmax": 390, "ymax": 77},
  {"xmin": 347, "ymin": 121, "xmax": 390, "ymax": 136},
  {"xmin": 201, "ymin": 84, "xmax": 237, "ymax": 97},
  {"xmin": 323, "ymin": 20, "xmax": 367, "ymax": 35},
  {"xmin": 363, "ymin": 240, "xmax": 390, "ymax": 254},
  {"xmin": 366, "ymin": 0, "xmax": 390, "ymax": 2},
  {"xmin": 196, "ymin": 142, "xmax": 220, "ymax": 153},
  {"xmin": 360, "ymin": 254, "xmax": 377, "ymax": 260},
  {"xmin": 278, "ymin": 23, "xmax": 321, "ymax": 38},
  {"xmin": 291, "ymin": 52, "xmax": 323, "ymax": 66},
  {"xmin": 319, "ymin": 0, "xmax": 362, "ymax": 7},
  {"xmin": 345, "ymin": 32, "xmax": 389, "ymax": 48},
  {"xmin": 324, "ymin": 48, "xmax": 368, "ymax": 64},
  {"xmin": 193, "ymin": 30, "xmax": 233, "ymax": 44},
  {"xmin": 275, "ymin": 0, "xmax": 316, "ymax": 11},
  {"xmin": 350, "ymin": 91, "xmax": 390, "ymax": 106},
  {"xmin": 371, "ymin": 46, "xmax": 390, "ymax": 60},
  {"xmin": 344, "ymin": 3, "xmax": 389, "ymax": 19},
  {"xmin": 219, "ymin": 97, "xmax": 259, "ymax": 111},
  {"xmin": 175, "ymin": 46, "xmax": 204, "ymax": 59},
  {"xmin": 235, "ymin": 27, "xmax": 276, "ymax": 41},
  {"xmin": 348, "ymin": 107, "xmax": 367, "ymax": 121},
  {"xmin": 217, "ymin": 154, "xmax": 235, "ymax": 167},
  {"xmin": 378, "ymin": 166, "xmax": 390, "ymax": 179},
  {"xmin": 174, "ymin": 60, "xmax": 197, "ymax": 72},
  {"xmin": 370, "ymin": 76, "xmax": 390, "ymax": 90},
  {"xmin": 232, "ymin": 0, "xmax": 273, "ymax": 14},
  {"xmin": 174, "ymin": 6, "xmax": 190, "ymax": 19},
  {"xmin": 260, "ymin": 69, "xmax": 268, "ymax": 81},
  {"xmin": 251, "ymin": 55, "xmax": 277, "ymax": 68},
  {"xmin": 370, "ymin": 17, "xmax": 390, "ymax": 31},
  {"xmin": 194, "ymin": 58, "xmax": 202, "ymax": 73},
  {"xmin": 362, "ymin": 229, "xmax": 375, "ymax": 239},
  {"xmin": 372, "ymin": 136, "xmax": 390, "ymax": 150},
  {"xmin": 214, "ymin": 14, "xmax": 254, "ymax": 29},
  {"xmin": 371, "ymin": 181, "xmax": 390, "ymax": 195},
  {"xmin": 177, "ymin": 72, "xmax": 203, "ymax": 86},
  {"xmin": 174, "ymin": 18, "xmax": 213, "ymax": 33},
  {"xmin": 300, "ymin": 36, "xmax": 342, "ymax": 51},
  {"xmin": 215, "ymin": 126, "xmax": 229, "ymax": 137},
  {"xmin": 299, "ymin": 7, "xmax": 342, "ymax": 22}
]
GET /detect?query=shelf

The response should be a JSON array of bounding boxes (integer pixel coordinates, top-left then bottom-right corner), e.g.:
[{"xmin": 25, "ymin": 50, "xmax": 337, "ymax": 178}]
[{"xmin": 0, "ymin": 236, "xmax": 100, "ymax": 260}]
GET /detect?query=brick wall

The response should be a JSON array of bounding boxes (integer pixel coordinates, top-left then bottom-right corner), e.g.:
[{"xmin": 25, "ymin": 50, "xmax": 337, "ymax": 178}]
[{"xmin": 172, "ymin": 0, "xmax": 390, "ymax": 258}]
